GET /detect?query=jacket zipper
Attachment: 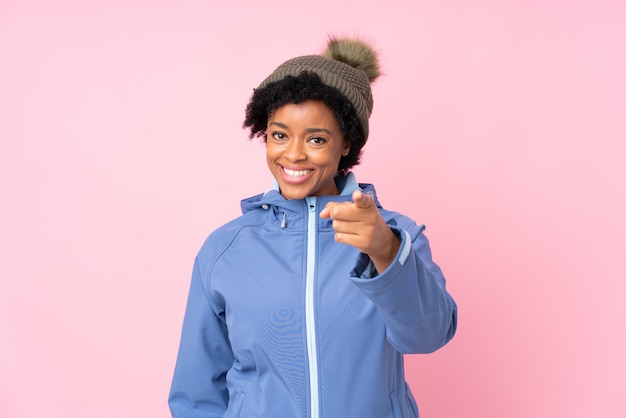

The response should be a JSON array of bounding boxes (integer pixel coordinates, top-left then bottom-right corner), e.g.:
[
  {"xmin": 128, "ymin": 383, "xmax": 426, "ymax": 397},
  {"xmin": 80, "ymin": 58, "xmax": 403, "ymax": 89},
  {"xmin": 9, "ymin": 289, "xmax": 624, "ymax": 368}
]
[{"xmin": 305, "ymin": 196, "xmax": 319, "ymax": 418}]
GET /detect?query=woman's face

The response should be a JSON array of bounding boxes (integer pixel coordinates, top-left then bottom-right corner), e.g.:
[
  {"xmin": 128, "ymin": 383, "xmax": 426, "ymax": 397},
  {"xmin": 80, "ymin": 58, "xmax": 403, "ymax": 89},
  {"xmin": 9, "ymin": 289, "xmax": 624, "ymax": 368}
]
[{"xmin": 266, "ymin": 100, "xmax": 350, "ymax": 200}]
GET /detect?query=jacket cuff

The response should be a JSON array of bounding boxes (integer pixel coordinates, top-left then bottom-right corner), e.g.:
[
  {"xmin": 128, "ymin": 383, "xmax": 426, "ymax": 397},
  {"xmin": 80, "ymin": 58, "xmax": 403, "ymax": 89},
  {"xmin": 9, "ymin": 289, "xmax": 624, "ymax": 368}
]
[{"xmin": 349, "ymin": 227, "xmax": 411, "ymax": 282}]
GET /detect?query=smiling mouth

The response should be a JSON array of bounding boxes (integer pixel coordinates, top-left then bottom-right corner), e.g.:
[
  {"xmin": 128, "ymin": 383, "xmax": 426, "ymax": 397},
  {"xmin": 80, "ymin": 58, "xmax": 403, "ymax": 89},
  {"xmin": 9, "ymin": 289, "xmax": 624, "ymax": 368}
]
[{"xmin": 283, "ymin": 167, "xmax": 313, "ymax": 177}]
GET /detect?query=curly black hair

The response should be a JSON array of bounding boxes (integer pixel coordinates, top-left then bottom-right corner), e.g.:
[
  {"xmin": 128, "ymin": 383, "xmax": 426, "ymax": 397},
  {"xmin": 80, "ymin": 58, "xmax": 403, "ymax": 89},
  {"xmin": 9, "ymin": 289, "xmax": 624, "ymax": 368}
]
[{"xmin": 243, "ymin": 72, "xmax": 366, "ymax": 172}]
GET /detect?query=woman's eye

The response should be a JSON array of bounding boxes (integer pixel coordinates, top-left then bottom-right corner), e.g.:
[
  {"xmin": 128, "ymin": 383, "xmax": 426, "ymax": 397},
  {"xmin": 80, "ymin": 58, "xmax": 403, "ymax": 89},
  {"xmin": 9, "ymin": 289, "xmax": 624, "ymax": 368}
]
[
  {"xmin": 308, "ymin": 137, "xmax": 326, "ymax": 145},
  {"xmin": 271, "ymin": 132, "xmax": 286, "ymax": 140}
]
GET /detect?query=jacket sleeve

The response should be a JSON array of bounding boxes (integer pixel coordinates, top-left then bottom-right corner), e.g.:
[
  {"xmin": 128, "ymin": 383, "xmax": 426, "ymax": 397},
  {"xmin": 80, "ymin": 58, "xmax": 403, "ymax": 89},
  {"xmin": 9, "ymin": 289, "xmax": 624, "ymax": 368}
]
[
  {"xmin": 168, "ymin": 256, "xmax": 233, "ymax": 418},
  {"xmin": 349, "ymin": 222, "xmax": 457, "ymax": 354}
]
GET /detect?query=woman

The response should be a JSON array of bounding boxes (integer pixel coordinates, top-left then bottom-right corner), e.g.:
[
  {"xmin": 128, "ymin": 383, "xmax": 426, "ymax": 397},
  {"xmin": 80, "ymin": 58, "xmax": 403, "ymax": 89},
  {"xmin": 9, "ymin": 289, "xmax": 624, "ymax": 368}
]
[{"xmin": 168, "ymin": 36, "xmax": 457, "ymax": 418}]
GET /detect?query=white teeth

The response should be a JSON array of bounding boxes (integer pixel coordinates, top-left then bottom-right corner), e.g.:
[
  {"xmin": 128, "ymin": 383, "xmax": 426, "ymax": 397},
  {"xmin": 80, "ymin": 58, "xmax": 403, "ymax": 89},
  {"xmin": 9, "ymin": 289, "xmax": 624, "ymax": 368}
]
[{"xmin": 283, "ymin": 168, "xmax": 311, "ymax": 177}]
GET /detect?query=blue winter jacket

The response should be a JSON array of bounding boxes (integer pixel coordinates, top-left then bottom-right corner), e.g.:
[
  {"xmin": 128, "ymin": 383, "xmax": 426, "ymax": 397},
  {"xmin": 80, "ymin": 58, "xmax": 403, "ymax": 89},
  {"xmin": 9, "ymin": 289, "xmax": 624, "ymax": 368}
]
[{"xmin": 169, "ymin": 173, "xmax": 457, "ymax": 418}]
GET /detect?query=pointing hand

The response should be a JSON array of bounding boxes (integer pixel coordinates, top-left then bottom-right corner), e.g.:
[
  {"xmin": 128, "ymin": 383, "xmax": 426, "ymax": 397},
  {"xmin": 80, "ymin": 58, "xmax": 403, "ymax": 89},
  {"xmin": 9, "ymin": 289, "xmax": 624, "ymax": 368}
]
[{"xmin": 320, "ymin": 190, "xmax": 400, "ymax": 273}]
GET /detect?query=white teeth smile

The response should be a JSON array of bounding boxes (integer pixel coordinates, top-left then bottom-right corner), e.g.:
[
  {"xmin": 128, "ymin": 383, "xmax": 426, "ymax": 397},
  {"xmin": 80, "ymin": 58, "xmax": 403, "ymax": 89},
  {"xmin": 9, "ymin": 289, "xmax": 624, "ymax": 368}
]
[{"xmin": 283, "ymin": 167, "xmax": 312, "ymax": 177}]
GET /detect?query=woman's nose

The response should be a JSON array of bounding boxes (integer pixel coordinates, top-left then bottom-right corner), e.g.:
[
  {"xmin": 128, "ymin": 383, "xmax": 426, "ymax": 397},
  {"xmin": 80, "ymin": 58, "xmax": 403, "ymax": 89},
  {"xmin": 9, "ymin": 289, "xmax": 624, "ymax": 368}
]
[{"xmin": 284, "ymin": 138, "xmax": 306, "ymax": 161}]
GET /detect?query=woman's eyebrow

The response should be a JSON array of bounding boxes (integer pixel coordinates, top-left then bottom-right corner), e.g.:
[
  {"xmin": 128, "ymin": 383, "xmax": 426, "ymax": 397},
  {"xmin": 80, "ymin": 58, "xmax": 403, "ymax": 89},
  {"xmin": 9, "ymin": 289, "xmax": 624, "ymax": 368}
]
[
  {"xmin": 304, "ymin": 127, "xmax": 332, "ymax": 135},
  {"xmin": 268, "ymin": 121, "xmax": 288, "ymax": 129},
  {"xmin": 268, "ymin": 122, "xmax": 332, "ymax": 135}
]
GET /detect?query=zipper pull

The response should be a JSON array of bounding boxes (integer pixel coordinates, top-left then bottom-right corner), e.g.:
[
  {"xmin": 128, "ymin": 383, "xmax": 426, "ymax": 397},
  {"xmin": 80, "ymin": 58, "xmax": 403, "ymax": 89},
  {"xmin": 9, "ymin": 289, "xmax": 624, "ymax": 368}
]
[{"xmin": 306, "ymin": 196, "xmax": 317, "ymax": 212}]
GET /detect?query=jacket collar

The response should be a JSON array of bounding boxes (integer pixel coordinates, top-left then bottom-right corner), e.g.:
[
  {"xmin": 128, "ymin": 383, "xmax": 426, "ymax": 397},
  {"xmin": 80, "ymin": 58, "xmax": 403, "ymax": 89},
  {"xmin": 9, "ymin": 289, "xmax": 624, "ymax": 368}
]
[{"xmin": 240, "ymin": 171, "xmax": 381, "ymax": 215}]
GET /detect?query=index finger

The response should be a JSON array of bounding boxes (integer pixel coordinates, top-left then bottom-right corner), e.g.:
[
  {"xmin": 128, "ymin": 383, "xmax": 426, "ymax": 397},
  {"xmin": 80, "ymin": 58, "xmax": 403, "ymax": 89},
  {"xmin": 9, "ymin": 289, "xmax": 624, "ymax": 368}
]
[{"xmin": 320, "ymin": 201, "xmax": 340, "ymax": 218}]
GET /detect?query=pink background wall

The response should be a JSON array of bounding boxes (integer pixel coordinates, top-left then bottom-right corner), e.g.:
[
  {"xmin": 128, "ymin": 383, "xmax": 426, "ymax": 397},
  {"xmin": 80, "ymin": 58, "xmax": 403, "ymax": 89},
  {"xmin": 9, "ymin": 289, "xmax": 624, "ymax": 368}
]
[{"xmin": 1, "ymin": 0, "xmax": 625, "ymax": 416}]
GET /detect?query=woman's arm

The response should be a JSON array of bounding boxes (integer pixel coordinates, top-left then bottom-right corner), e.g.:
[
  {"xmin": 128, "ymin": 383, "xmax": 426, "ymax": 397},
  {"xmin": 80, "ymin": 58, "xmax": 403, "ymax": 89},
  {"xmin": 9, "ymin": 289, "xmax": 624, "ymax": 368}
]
[
  {"xmin": 349, "ymin": 222, "xmax": 458, "ymax": 354},
  {"xmin": 168, "ymin": 257, "xmax": 233, "ymax": 418}
]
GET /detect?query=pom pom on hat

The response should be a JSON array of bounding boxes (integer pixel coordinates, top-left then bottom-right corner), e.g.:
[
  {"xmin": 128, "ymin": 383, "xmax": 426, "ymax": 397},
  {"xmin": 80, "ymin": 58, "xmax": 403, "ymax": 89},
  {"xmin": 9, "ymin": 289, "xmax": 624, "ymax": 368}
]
[
  {"xmin": 256, "ymin": 35, "xmax": 381, "ymax": 140},
  {"xmin": 323, "ymin": 36, "xmax": 381, "ymax": 83}
]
